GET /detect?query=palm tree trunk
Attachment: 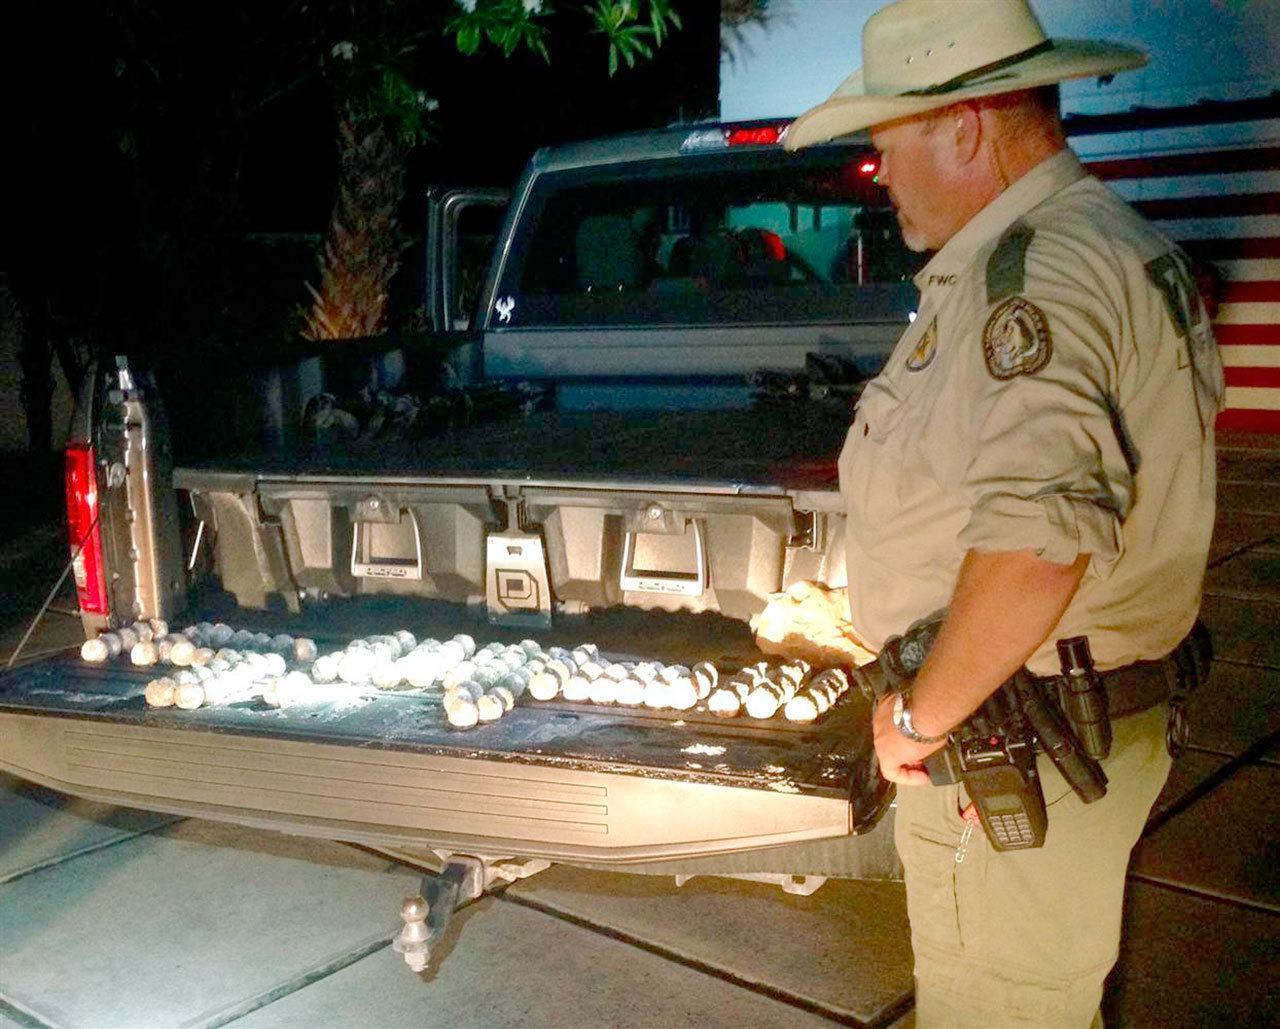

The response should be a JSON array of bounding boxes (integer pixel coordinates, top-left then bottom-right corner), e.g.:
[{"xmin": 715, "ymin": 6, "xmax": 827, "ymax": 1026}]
[{"xmin": 303, "ymin": 105, "xmax": 409, "ymax": 341}]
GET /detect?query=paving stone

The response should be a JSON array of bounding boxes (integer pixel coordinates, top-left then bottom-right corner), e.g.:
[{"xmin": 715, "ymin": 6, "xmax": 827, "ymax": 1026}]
[
  {"xmin": 1148, "ymin": 750, "xmax": 1227, "ymax": 822},
  {"xmin": 235, "ymin": 895, "xmax": 833, "ymax": 1029},
  {"xmin": 506, "ymin": 865, "xmax": 913, "ymax": 1025},
  {"xmin": 1217, "ymin": 447, "xmax": 1280, "ymax": 488},
  {"xmin": 1199, "ymin": 594, "xmax": 1280, "ymax": 669},
  {"xmin": 0, "ymin": 820, "xmax": 418, "ymax": 1028},
  {"xmin": 0, "ymin": 773, "xmax": 176, "ymax": 884},
  {"xmin": 1133, "ymin": 763, "xmax": 1280, "ymax": 912},
  {"xmin": 1216, "ymin": 432, "xmax": 1280, "ymax": 454},
  {"xmin": 1103, "ymin": 882, "xmax": 1280, "ymax": 1028},
  {"xmin": 1187, "ymin": 662, "xmax": 1280, "ymax": 757},
  {"xmin": 1208, "ymin": 510, "xmax": 1280, "ymax": 565},
  {"xmin": 0, "ymin": 1007, "xmax": 34, "ymax": 1029},
  {"xmin": 1204, "ymin": 550, "xmax": 1280, "ymax": 603},
  {"xmin": 1218, "ymin": 480, "xmax": 1280, "ymax": 518}
]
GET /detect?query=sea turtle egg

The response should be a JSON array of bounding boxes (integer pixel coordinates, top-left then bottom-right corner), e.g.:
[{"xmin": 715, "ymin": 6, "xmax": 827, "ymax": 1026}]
[
  {"xmin": 261, "ymin": 653, "xmax": 287, "ymax": 677},
  {"xmin": 80, "ymin": 638, "xmax": 109, "ymax": 662},
  {"xmin": 438, "ymin": 640, "xmax": 466, "ymax": 664},
  {"xmin": 442, "ymin": 661, "xmax": 477, "ymax": 690},
  {"xmin": 371, "ymin": 659, "xmax": 403, "ymax": 689},
  {"xmin": 338, "ymin": 649, "xmax": 376, "ymax": 684}
]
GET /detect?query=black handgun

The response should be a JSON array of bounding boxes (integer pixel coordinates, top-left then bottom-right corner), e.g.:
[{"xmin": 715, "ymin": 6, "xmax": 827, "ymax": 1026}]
[{"xmin": 1014, "ymin": 671, "xmax": 1108, "ymax": 804}]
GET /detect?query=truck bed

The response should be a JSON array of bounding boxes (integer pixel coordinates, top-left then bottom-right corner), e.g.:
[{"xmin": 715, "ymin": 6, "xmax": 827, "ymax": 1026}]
[{"xmin": 173, "ymin": 409, "xmax": 847, "ymax": 494}]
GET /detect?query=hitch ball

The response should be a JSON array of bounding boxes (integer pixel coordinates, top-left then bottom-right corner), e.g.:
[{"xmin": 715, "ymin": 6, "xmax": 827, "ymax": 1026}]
[{"xmin": 392, "ymin": 894, "xmax": 431, "ymax": 972}]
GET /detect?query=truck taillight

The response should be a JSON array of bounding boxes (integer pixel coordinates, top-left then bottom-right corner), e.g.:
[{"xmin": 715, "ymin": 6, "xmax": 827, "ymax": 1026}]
[
  {"xmin": 65, "ymin": 443, "xmax": 108, "ymax": 615},
  {"xmin": 726, "ymin": 125, "xmax": 788, "ymax": 146}
]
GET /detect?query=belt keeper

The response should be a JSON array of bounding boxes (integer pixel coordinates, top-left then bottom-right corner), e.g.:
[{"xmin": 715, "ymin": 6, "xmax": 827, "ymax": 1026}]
[{"xmin": 1162, "ymin": 655, "xmax": 1185, "ymax": 700}]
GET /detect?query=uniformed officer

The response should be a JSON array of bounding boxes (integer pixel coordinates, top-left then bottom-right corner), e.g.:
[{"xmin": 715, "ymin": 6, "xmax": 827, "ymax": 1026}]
[{"xmin": 783, "ymin": 1, "xmax": 1224, "ymax": 1025}]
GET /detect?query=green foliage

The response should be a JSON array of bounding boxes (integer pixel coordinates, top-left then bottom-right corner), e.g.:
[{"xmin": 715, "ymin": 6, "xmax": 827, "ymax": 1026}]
[
  {"xmin": 446, "ymin": 0, "xmax": 681, "ymax": 75},
  {"xmin": 340, "ymin": 65, "xmax": 436, "ymax": 147},
  {"xmin": 446, "ymin": 0, "xmax": 551, "ymax": 61}
]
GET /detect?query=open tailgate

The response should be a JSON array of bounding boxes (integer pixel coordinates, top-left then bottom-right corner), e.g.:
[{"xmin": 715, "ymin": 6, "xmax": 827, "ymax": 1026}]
[{"xmin": 0, "ymin": 652, "xmax": 888, "ymax": 865}]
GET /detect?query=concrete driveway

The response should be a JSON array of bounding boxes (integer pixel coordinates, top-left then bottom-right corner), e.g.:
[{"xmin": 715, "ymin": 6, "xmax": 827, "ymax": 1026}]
[{"xmin": 1, "ymin": 435, "xmax": 1276, "ymax": 1028}]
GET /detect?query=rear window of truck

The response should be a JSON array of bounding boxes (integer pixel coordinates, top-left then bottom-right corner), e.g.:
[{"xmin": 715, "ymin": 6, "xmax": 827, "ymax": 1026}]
[{"xmin": 488, "ymin": 147, "xmax": 922, "ymax": 330}]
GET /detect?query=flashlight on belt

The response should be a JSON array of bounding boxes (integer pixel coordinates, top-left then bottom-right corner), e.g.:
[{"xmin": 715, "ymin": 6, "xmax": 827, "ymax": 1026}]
[{"xmin": 1055, "ymin": 636, "xmax": 1112, "ymax": 761}]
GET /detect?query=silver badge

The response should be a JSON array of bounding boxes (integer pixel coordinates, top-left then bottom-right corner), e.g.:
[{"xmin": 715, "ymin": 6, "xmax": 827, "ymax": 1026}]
[
  {"xmin": 495, "ymin": 296, "xmax": 516, "ymax": 324},
  {"xmin": 982, "ymin": 297, "xmax": 1052, "ymax": 379}
]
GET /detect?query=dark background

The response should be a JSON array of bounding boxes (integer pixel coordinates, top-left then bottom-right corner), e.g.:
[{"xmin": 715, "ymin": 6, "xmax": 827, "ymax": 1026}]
[
  {"xmin": 0, "ymin": 1, "xmax": 725, "ymax": 533},
  {"xmin": 1, "ymin": 1, "xmax": 723, "ymax": 346}
]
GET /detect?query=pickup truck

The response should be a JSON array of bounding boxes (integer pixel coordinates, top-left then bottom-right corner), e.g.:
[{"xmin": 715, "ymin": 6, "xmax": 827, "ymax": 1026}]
[{"xmin": 0, "ymin": 120, "xmax": 919, "ymax": 952}]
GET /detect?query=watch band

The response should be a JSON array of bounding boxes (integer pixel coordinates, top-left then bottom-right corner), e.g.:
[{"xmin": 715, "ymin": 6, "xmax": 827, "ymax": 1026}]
[{"xmin": 892, "ymin": 691, "xmax": 948, "ymax": 745}]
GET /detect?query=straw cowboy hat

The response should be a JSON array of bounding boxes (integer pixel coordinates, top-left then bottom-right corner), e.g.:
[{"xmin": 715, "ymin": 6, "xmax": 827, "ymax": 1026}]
[{"xmin": 785, "ymin": 0, "xmax": 1146, "ymax": 150}]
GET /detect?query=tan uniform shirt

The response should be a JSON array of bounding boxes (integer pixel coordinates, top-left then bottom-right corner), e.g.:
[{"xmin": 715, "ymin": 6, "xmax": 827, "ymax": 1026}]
[{"xmin": 840, "ymin": 150, "xmax": 1224, "ymax": 674}]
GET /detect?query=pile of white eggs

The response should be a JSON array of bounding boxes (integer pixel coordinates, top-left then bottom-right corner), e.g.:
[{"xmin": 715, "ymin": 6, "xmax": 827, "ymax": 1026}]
[{"xmin": 80, "ymin": 619, "xmax": 849, "ymax": 728}]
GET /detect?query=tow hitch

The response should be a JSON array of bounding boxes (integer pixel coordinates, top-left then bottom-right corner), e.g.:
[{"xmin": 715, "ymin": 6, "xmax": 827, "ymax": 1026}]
[{"xmin": 392, "ymin": 854, "xmax": 550, "ymax": 973}]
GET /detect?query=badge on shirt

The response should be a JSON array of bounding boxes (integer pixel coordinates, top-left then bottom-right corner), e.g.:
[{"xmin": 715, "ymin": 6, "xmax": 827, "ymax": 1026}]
[
  {"xmin": 906, "ymin": 317, "xmax": 938, "ymax": 372},
  {"xmin": 982, "ymin": 297, "xmax": 1052, "ymax": 379}
]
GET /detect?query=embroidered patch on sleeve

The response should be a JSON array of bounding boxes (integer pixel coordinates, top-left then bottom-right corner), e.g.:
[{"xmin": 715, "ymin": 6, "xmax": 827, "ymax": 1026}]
[{"xmin": 982, "ymin": 297, "xmax": 1052, "ymax": 379}]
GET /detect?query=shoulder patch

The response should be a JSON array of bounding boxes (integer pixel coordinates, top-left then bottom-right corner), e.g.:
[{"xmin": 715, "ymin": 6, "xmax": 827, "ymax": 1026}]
[
  {"xmin": 982, "ymin": 297, "xmax": 1052, "ymax": 379},
  {"xmin": 1144, "ymin": 249, "xmax": 1199, "ymax": 340},
  {"xmin": 986, "ymin": 222, "xmax": 1036, "ymax": 304}
]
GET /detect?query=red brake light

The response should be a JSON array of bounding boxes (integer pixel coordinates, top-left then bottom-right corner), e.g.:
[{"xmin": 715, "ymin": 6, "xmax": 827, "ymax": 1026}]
[
  {"xmin": 858, "ymin": 159, "xmax": 879, "ymax": 175},
  {"xmin": 65, "ymin": 443, "xmax": 108, "ymax": 615},
  {"xmin": 727, "ymin": 125, "xmax": 787, "ymax": 147}
]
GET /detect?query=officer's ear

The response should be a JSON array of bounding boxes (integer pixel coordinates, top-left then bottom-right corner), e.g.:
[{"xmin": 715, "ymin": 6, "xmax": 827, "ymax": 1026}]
[{"xmin": 950, "ymin": 102, "xmax": 983, "ymax": 166}]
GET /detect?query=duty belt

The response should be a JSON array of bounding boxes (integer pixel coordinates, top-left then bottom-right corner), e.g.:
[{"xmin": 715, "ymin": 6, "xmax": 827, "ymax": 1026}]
[{"xmin": 1032, "ymin": 620, "xmax": 1212, "ymax": 753}]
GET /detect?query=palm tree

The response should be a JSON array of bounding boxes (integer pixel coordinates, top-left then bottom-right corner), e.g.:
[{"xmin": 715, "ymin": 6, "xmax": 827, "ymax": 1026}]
[
  {"xmin": 303, "ymin": 0, "xmax": 684, "ymax": 343},
  {"xmin": 302, "ymin": 93, "xmax": 417, "ymax": 341}
]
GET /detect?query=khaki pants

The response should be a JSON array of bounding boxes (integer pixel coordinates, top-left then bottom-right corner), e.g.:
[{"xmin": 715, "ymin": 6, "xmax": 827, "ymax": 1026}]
[{"xmin": 895, "ymin": 704, "xmax": 1172, "ymax": 1028}]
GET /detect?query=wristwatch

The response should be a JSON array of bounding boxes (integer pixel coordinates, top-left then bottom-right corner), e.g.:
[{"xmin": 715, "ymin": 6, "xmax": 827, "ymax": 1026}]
[{"xmin": 892, "ymin": 691, "xmax": 948, "ymax": 745}]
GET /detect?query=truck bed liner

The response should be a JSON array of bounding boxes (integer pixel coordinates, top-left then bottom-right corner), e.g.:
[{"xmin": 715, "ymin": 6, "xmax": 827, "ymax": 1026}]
[{"xmin": 173, "ymin": 409, "xmax": 847, "ymax": 494}]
